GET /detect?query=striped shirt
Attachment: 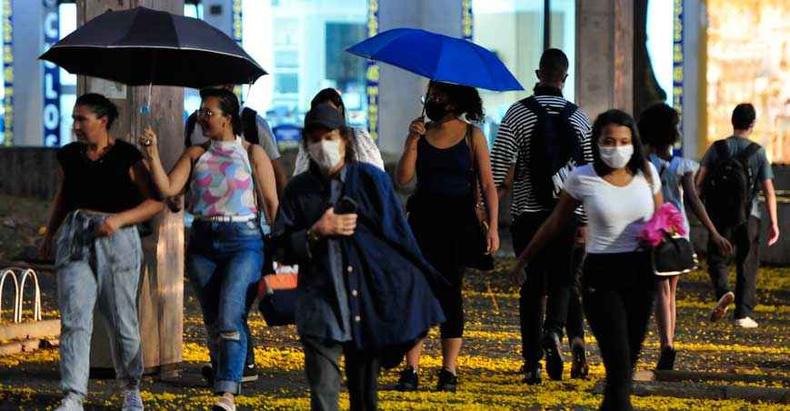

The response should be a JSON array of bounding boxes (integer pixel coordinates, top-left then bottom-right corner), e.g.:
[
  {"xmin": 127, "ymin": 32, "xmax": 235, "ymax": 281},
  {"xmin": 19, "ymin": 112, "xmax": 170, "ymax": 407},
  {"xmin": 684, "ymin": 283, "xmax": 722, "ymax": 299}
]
[{"xmin": 491, "ymin": 93, "xmax": 594, "ymax": 218}]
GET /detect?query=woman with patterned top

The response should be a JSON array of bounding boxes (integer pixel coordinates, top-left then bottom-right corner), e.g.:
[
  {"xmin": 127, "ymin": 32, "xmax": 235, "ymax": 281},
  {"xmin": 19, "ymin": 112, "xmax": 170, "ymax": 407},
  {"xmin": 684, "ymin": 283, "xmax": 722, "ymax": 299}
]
[{"xmin": 140, "ymin": 88, "xmax": 278, "ymax": 411}]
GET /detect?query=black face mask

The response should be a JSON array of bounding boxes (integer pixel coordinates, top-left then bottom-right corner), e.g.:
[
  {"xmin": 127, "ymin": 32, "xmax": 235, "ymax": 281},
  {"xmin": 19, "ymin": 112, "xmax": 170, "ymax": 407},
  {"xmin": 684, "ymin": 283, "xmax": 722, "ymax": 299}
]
[{"xmin": 425, "ymin": 101, "xmax": 448, "ymax": 122}]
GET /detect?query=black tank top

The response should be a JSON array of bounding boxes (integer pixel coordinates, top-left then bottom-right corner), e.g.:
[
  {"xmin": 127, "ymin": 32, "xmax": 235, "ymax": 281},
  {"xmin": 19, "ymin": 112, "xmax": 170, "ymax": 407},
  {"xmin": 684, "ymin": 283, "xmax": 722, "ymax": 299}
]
[
  {"xmin": 57, "ymin": 140, "xmax": 145, "ymax": 214},
  {"xmin": 415, "ymin": 134, "xmax": 473, "ymax": 197}
]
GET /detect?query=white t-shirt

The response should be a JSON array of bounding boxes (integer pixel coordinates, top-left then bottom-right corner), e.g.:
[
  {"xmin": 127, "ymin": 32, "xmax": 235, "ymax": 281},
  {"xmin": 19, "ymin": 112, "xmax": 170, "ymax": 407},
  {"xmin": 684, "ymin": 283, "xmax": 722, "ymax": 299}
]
[
  {"xmin": 189, "ymin": 108, "xmax": 281, "ymax": 160},
  {"xmin": 563, "ymin": 163, "xmax": 661, "ymax": 254}
]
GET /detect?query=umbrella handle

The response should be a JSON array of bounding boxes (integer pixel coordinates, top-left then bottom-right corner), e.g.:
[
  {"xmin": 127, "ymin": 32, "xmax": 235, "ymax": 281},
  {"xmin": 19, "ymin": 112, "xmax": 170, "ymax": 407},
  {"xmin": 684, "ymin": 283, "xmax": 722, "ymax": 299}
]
[{"xmin": 139, "ymin": 82, "xmax": 152, "ymax": 115}]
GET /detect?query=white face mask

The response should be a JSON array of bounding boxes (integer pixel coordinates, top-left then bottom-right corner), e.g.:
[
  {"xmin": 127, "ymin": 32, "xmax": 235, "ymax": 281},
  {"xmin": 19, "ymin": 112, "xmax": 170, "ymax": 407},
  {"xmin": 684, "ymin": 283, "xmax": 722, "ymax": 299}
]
[
  {"xmin": 598, "ymin": 144, "xmax": 634, "ymax": 169},
  {"xmin": 308, "ymin": 139, "xmax": 343, "ymax": 172}
]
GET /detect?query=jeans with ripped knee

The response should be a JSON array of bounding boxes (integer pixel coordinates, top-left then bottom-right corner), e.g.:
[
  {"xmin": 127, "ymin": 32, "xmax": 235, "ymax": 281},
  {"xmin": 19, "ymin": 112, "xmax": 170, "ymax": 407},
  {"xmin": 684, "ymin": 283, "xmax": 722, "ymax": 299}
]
[{"xmin": 187, "ymin": 220, "xmax": 263, "ymax": 395}]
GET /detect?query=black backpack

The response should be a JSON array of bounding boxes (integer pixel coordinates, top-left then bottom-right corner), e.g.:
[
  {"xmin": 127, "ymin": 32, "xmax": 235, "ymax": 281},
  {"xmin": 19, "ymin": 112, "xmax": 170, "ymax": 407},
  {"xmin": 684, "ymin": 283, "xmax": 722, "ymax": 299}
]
[
  {"xmin": 185, "ymin": 107, "xmax": 260, "ymax": 148},
  {"xmin": 703, "ymin": 140, "xmax": 761, "ymax": 228},
  {"xmin": 518, "ymin": 96, "xmax": 582, "ymax": 207}
]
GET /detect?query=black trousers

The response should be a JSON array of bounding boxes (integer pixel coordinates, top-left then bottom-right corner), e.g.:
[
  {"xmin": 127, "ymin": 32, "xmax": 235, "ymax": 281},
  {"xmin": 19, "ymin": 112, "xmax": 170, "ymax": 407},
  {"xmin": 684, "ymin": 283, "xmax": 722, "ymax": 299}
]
[
  {"xmin": 707, "ymin": 216, "xmax": 760, "ymax": 318},
  {"xmin": 583, "ymin": 252, "xmax": 656, "ymax": 411},
  {"xmin": 511, "ymin": 211, "xmax": 577, "ymax": 366},
  {"xmin": 302, "ymin": 337, "xmax": 380, "ymax": 411},
  {"xmin": 565, "ymin": 243, "xmax": 586, "ymax": 344}
]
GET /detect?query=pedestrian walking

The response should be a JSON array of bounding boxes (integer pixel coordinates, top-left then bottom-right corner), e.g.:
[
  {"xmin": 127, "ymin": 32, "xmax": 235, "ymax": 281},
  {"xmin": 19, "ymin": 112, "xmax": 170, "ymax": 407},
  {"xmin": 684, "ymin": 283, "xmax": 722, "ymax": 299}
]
[
  {"xmin": 696, "ymin": 103, "xmax": 780, "ymax": 328},
  {"xmin": 512, "ymin": 109, "xmax": 661, "ymax": 410},
  {"xmin": 141, "ymin": 88, "xmax": 278, "ymax": 411},
  {"xmin": 273, "ymin": 103, "xmax": 444, "ymax": 411},
  {"xmin": 184, "ymin": 85, "xmax": 283, "ymax": 383},
  {"xmin": 638, "ymin": 103, "xmax": 733, "ymax": 370},
  {"xmin": 293, "ymin": 88, "xmax": 384, "ymax": 175},
  {"xmin": 185, "ymin": 85, "xmax": 288, "ymax": 195},
  {"xmin": 394, "ymin": 80, "xmax": 499, "ymax": 392},
  {"xmin": 40, "ymin": 93, "xmax": 164, "ymax": 411},
  {"xmin": 491, "ymin": 48, "xmax": 593, "ymax": 383}
]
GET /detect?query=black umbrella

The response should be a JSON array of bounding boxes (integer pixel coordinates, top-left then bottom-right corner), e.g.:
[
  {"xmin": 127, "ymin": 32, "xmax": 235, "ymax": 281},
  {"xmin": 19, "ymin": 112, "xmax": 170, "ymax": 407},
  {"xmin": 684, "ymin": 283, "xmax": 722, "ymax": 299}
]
[{"xmin": 39, "ymin": 6, "xmax": 266, "ymax": 88}]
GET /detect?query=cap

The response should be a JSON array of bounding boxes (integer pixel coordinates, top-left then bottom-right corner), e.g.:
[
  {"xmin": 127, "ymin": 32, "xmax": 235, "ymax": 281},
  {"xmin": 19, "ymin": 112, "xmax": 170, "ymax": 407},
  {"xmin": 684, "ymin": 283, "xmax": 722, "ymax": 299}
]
[{"xmin": 304, "ymin": 103, "xmax": 345, "ymax": 131}]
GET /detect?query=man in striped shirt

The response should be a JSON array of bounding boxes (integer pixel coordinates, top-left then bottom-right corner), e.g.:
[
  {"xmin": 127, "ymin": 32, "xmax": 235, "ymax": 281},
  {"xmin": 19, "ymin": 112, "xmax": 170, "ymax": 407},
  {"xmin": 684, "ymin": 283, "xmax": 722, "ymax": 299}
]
[{"xmin": 491, "ymin": 48, "xmax": 593, "ymax": 384}]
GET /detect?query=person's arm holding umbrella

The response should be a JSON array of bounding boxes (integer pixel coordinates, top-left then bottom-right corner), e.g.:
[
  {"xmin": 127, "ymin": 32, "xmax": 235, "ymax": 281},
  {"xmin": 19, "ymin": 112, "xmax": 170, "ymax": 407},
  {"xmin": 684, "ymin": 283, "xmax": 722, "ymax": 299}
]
[{"xmin": 139, "ymin": 127, "xmax": 201, "ymax": 197}]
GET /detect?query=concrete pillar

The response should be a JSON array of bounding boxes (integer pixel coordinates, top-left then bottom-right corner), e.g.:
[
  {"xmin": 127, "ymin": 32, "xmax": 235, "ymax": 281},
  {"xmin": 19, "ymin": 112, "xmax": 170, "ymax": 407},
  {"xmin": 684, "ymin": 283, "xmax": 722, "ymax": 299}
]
[
  {"xmin": 76, "ymin": 0, "xmax": 184, "ymax": 378},
  {"xmin": 681, "ymin": 0, "xmax": 705, "ymax": 159},
  {"xmin": 575, "ymin": 0, "xmax": 634, "ymax": 120},
  {"xmin": 377, "ymin": 0, "xmax": 462, "ymax": 156},
  {"xmin": 11, "ymin": 0, "xmax": 43, "ymax": 146}
]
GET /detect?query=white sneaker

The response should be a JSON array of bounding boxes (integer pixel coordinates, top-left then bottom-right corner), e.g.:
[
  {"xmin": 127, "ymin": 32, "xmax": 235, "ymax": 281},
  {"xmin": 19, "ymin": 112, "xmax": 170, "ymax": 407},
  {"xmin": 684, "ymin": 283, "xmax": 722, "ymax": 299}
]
[
  {"xmin": 212, "ymin": 396, "xmax": 236, "ymax": 411},
  {"xmin": 121, "ymin": 388, "xmax": 144, "ymax": 411},
  {"xmin": 734, "ymin": 317, "xmax": 759, "ymax": 329},
  {"xmin": 54, "ymin": 393, "xmax": 84, "ymax": 411}
]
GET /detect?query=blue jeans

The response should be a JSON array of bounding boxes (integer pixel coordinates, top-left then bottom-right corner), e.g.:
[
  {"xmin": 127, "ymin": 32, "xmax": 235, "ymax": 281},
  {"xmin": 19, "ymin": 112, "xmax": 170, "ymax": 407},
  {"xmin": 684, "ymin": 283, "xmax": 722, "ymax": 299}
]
[
  {"xmin": 187, "ymin": 220, "xmax": 263, "ymax": 395},
  {"xmin": 55, "ymin": 210, "xmax": 143, "ymax": 399}
]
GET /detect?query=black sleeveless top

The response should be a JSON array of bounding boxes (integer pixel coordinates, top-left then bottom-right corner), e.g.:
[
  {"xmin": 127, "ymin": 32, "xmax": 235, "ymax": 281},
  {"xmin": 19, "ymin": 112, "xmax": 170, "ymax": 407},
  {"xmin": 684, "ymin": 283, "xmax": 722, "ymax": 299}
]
[
  {"xmin": 57, "ymin": 140, "xmax": 144, "ymax": 214},
  {"xmin": 415, "ymin": 134, "xmax": 473, "ymax": 198}
]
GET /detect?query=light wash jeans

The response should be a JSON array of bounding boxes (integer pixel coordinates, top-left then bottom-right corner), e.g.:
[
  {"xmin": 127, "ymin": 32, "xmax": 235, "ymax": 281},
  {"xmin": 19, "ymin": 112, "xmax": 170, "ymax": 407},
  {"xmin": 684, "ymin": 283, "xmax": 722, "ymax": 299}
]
[
  {"xmin": 55, "ymin": 210, "xmax": 143, "ymax": 399},
  {"xmin": 187, "ymin": 220, "xmax": 263, "ymax": 395}
]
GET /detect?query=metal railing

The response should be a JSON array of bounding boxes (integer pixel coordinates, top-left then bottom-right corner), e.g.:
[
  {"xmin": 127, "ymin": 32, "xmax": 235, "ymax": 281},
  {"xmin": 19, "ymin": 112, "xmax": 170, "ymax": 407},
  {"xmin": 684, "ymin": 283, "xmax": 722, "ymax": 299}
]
[{"xmin": 0, "ymin": 267, "xmax": 42, "ymax": 324}]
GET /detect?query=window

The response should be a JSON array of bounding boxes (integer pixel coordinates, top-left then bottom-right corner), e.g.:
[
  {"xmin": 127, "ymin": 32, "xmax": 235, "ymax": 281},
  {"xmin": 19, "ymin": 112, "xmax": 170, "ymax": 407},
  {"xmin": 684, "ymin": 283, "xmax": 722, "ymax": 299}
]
[
  {"xmin": 472, "ymin": 0, "xmax": 575, "ymax": 145},
  {"xmin": 274, "ymin": 73, "xmax": 298, "ymax": 94}
]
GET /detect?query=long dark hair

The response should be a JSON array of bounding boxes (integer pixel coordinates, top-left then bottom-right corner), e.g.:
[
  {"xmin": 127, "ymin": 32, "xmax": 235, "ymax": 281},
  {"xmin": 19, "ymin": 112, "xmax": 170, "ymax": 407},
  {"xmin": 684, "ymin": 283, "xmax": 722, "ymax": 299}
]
[
  {"xmin": 199, "ymin": 88, "xmax": 242, "ymax": 136},
  {"xmin": 428, "ymin": 81, "xmax": 484, "ymax": 122},
  {"xmin": 591, "ymin": 109, "xmax": 651, "ymax": 179},
  {"xmin": 75, "ymin": 93, "xmax": 119, "ymax": 130}
]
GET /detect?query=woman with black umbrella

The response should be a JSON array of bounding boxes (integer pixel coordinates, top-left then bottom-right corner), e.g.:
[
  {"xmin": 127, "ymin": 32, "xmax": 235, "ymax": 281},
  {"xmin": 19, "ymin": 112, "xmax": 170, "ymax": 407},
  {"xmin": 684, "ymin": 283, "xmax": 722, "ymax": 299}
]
[{"xmin": 140, "ymin": 88, "xmax": 277, "ymax": 411}]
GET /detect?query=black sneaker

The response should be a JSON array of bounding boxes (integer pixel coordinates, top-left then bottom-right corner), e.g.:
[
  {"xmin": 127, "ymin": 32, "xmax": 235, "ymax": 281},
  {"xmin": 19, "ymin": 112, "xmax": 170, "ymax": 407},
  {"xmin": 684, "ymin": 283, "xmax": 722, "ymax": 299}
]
[
  {"xmin": 570, "ymin": 344, "xmax": 589, "ymax": 379},
  {"xmin": 395, "ymin": 367, "xmax": 418, "ymax": 391},
  {"xmin": 522, "ymin": 363, "xmax": 542, "ymax": 385},
  {"xmin": 656, "ymin": 346, "xmax": 676, "ymax": 371},
  {"xmin": 242, "ymin": 362, "xmax": 259, "ymax": 382},
  {"xmin": 436, "ymin": 369, "xmax": 458, "ymax": 392},
  {"xmin": 542, "ymin": 332, "xmax": 564, "ymax": 381},
  {"xmin": 201, "ymin": 365, "xmax": 215, "ymax": 387}
]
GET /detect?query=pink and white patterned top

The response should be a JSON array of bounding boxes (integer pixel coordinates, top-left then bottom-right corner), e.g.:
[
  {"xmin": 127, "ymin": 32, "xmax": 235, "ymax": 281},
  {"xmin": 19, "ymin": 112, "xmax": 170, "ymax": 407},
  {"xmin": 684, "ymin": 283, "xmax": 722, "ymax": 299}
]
[{"xmin": 189, "ymin": 137, "xmax": 257, "ymax": 217}]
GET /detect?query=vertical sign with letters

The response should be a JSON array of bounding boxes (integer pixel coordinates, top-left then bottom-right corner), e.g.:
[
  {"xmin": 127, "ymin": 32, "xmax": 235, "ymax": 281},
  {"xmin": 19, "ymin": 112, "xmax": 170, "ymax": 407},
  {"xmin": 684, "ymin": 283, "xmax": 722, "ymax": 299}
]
[
  {"xmin": 366, "ymin": 0, "xmax": 379, "ymax": 142},
  {"xmin": 462, "ymin": 0, "xmax": 473, "ymax": 41},
  {"xmin": 2, "ymin": 0, "xmax": 12, "ymax": 146},
  {"xmin": 43, "ymin": 0, "xmax": 60, "ymax": 147},
  {"xmin": 672, "ymin": 0, "xmax": 684, "ymax": 137},
  {"xmin": 232, "ymin": 0, "xmax": 243, "ymax": 99}
]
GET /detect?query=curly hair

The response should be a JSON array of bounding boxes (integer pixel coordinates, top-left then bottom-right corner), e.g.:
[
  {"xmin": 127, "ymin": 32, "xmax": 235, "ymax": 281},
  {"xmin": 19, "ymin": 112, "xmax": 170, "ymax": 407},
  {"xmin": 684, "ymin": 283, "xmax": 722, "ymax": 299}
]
[
  {"xmin": 428, "ymin": 81, "xmax": 484, "ymax": 122},
  {"xmin": 638, "ymin": 103, "xmax": 680, "ymax": 150}
]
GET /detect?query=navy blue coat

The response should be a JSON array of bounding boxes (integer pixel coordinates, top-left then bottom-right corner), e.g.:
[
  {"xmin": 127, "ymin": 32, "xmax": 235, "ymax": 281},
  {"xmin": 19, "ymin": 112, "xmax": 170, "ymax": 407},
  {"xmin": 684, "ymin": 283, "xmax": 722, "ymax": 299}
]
[{"xmin": 273, "ymin": 161, "xmax": 446, "ymax": 352}]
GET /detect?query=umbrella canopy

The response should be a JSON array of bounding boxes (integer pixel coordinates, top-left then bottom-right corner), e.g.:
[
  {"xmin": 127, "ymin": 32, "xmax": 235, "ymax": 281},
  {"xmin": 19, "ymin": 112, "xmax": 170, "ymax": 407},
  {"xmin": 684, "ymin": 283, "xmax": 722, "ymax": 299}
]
[
  {"xmin": 346, "ymin": 28, "xmax": 523, "ymax": 92},
  {"xmin": 40, "ymin": 6, "xmax": 266, "ymax": 88}
]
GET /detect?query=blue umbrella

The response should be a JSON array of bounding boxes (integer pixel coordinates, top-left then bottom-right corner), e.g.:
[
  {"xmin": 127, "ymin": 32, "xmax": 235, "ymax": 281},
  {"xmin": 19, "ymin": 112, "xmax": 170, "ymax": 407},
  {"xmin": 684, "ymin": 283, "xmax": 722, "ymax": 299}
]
[{"xmin": 346, "ymin": 28, "xmax": 523, "ymax": 92}]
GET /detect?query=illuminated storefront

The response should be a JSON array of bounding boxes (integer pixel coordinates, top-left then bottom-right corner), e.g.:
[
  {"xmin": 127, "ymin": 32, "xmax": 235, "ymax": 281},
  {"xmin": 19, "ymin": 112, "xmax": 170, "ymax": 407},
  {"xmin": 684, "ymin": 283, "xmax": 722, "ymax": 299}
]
[{"xmin": 706, "ymin": 0, "xmax": 788, "ymax": 164}]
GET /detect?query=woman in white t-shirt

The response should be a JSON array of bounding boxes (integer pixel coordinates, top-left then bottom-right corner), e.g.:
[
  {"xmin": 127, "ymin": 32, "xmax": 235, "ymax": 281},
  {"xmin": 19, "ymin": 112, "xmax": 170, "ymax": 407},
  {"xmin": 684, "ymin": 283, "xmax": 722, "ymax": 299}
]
[
  {"xmin": 638, "ymin": 103, "xmax": 733, "ymax": 372},
  {"xmin": 512, "ymin": 109, "xmax": 661, "ymax": 411}
]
